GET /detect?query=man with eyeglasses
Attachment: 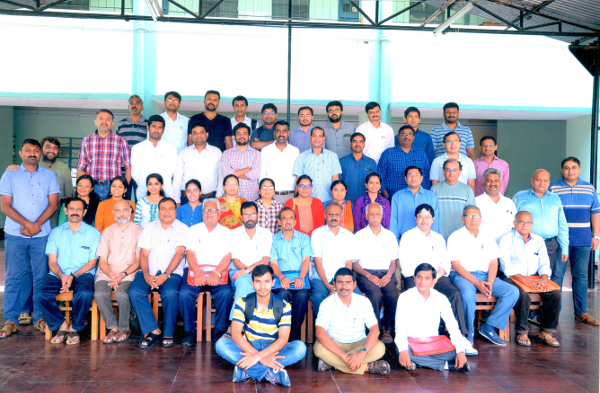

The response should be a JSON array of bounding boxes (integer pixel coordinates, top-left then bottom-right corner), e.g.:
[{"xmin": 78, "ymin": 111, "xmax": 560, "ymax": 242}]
[
  {"xmin": 228, "ymin": 201, "xmax": 273, "ymax": 321},
  {"xmin": 355, "ymin": 102, "xmax": 394, "ymax": 164},
  {"xmin": 231, "ymin": 96, "xmax": 259, "ymax": 142},
  {"xmin": 475, "ymin": 168, "xmax": 516, "ymax": 242},
  {"xmin": 395, "ymin": 107, "xmax": 435, "ymax": 164},
  {"xmin": 260, "ymin": 120, "xmax": 299, "ymax": 205},
  {"xmin": 498, "ymin": 211, "xmax": 562, "ymax": 347},
  {"xmin": 322, "ymin": 101, "xmax": 354, "ymax": 158},
  {"xmin": 289, "ymin": 106, "xmax": 316, "ymax": 153},
  {"xmin": 448, "ymin": 205, "xmax": 519, "ymax": 346},
  {"xmin": 220, "ymin": 123, "xmax": 261, "ymax": 201},
  {"xmin": 378, "ymin": 125, "xmax": 431, "ymax": 200},
  {"xmin": 159, "ymin": 91, "xmax": 189, "ymax": 154},
  {"xmin": 430, "ymin": 102, "xmax": 475, "ymax": 160},
  {"xmin": 431, "ymin": 159, "xmax": 475, "ymax": 240},
  {"xmin": 430, "ymin": 131, "xmax": 476, "ymax": 194},
  {"xmin": 338, "ymin": 132, "xmax": 377, "ymax": 205},
  {"xmin": 250, "ymin": 103, "xmax": 277, "ymax": 151},
  {"xmin": 188, "ymin": 90, "xmax": 233, "ymax": 152},
  {"xmin": 473, "ymin": 136, "xmax": 509, "ymax": 197},
  {"xmin": 178, "ymin": 198, "xmax": 234, "ymax": 345}
]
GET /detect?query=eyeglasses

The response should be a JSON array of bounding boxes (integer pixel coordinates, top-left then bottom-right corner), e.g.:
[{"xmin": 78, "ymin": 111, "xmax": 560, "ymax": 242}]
[
  {"xmin": 444, "ymin": 140, "xmax": 461, "ymax": 145},
  {"xmin": 299, "ymin": 114, "xmax": 312, "ymax": 118},
  {"xmin": 298, "ymin": 184, "xmax": 313, "ymax": 189},
  {"xmin": 516, "ymin": 221, "xmax": 533, "ymax": 225},
  {"xmin": 463, "ymin": 214, "xmax": 481, "ymax": 219},
  {"xmin": 328, "ymin": 109, "xmax": 341, "ymax": 114},
  {"xmin": 261, "ymin": 186, "xmax": 275, "ymax": 190},
  {"xmin": 166, "ymin": 98, "xmax": 180, "ymax": 103},
  {"xmin": 225, "ymin": 183, "xmax": 238, "ymax": 187},
  {"xmin": 445, "ymin": 168, "xmax": 460, "ymax": 173},
  {"xmin": 242, "ymin": 213, "xmax": 258, "ymax": 218},
  {"xmin": 399, "ymin": 133, "xmax": 414, "ymax": 137},
  {"xmin": 406, "ymin": 173, "xmax": 421, "ymax": 178},
  {"xmin": 263, "ymin": 111, "xmax": 276, "ymax": 116},
  {"xmin": 202, "ymin": 208, "xmax": 219, "ymax": 213},
  {"xmin": 481, "ymin": 143, "xmax": 495, "ymax": 148}
]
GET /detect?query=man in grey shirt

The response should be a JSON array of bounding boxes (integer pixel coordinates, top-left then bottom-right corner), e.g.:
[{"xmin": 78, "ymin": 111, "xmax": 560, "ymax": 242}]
[{"xmin": 322, "ymin": 101, "xmax": 355, "ymax": 158}]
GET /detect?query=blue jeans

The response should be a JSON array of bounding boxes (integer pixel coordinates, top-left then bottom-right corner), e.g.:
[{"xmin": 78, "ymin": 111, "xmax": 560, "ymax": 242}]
[
  {"xmin": 216, "ymin": 338, "xmax": 306, "ymax": 381},
  {"xmin": 94, "ymin": 183, "xmax": 111, "ymax": 201},
  {"xmin": 229, "ymin": 269, "xmax": 255, "ymax": 320},
  {"xmin": 450, "ymin": 271, "xmax": 519, "ymax": 337},
  {"xmin": 553, "ymin": 246, "xmax": 591, "ymax": 316},
  {"xmin": 4, "ymin": 234, "xmax": 48, "ymax": 325},
  {"xmin": 34, "ymin": 273, "xmax": 94, "ymax": 331},
  {"xmin": 309, "ymin": 278, "xmax": 362, "ymax": 318}
]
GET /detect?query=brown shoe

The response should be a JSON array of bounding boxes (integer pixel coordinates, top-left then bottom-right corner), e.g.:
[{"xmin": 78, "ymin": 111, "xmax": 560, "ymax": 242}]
[
  {"xmin": 380, "ymin": 330, "xmax": 393, "ymax": 344},
  {"xmin": 317, "ymin": 358, "xmax": 333, "ymax": 372},
  {"xmin": 367, "ymin": 360, "xmax": 391, "ymax": 375},
  {"xmin": 575, "ymin": 313, "xmax": 600, "ymax": 326}
]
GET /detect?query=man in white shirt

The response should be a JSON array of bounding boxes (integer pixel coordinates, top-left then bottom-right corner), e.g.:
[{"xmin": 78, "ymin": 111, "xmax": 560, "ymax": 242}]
[
  {"xmin": 498, "ymin": 211, "xmax": 561, "ymax": 347},
  {"xmin": 172, "ymin": 120, "xmax": 222, "ymax": 205},
  {"xmin": 228, "ymin": 201, "xmax": 273, "ymax": 320},
  {"xmin": 476, "ymin": 168, "xmax": 516, "ymax": 242},
  {"xmin": 314, "ymin": 268, "xmax": 390, "ymax": 376},
  {"xmin": 353, "ymin": 203, "xmax": 399, "ymax": 344},
  {"xmin": 131, "ymin": 115, "xmax": 178, "ymax": 201},
  {"xmin": 260, "ymin": 120, "xmax": 299, "ymax": 205},
  {"xmin": 355, "ymin": 102, "xmax": 394, "ymax": 164},
  {"xmin": 310, "ymin": 202, "xmax": 360, "ymax": 317},
  {"xmin": 178, "ymin": 198, "xmax": 234, "ymax": 345},
  {"xmin": 159, "ymin": 91, "xmax": 189, "ymax": 154},
  {"xmin": 430, "ymin": 131, "xmax": 476, "ymax": 194},
  {"xmin": 395, "ymin": 263, "xmax": 470, "ymax": 372},
  {"xmin": 448, "ymin": 205, "xmax": 519, "ymax": 346}
]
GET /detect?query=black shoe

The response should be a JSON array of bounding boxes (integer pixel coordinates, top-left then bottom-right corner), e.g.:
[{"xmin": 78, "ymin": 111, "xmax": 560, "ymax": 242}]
[
  {"xmin": 182, "ymin": 331, "xmax": 196, "ymax": 347},
  {"xmin": 448, "ymin": 362, "xmax": 471, "ymax": 373},
  {"xmin": 317, "ymin": 358, "xmax": 333, "ymax": 372}
]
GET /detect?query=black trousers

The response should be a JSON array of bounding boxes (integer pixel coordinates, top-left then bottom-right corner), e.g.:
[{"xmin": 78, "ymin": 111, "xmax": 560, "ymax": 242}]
[
  {"xmin": 504, "ymin": 277, "xmax": 561, "ymax": 334},
  {"xmin": 403, "ymin": 275, "xmax": 468, "ymax": 335},
  {"xmin": 356, "ymin": 269, "xmax": 398, "ymax": 333},
  {"xmin": 272, "ymin": 288, "xmax": 309, "ymax": 341}
]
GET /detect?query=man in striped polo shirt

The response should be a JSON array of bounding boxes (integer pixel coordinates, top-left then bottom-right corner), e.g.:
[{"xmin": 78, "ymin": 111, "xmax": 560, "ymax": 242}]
[
  {"xmin": 550, "ymin": 157, "xmax": 600, "ymax": 326},
  {"xmin": 430, "ymin": 102, "xmax": 475, "ymax": 160},
  {"xmin": 215, "ymin": 265, "xmax": 306, "ymax": 387},
  {"xmin": 117, "ymin": 95, "xmax": 148, "ymax": 200}
]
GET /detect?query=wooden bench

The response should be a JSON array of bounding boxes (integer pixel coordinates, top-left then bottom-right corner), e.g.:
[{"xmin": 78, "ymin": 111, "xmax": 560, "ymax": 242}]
[
  {"xmin": 152, "ymin": 291, "xmax": 205, "ymax": 342},
  {"xmin": 44, "ymin": 291, "xmax": 98, "ymax": 341},
  {"xmin": 509, "ymin": 293, "xmax": 544, "ymax": 323},
  {"xmin": 300, "ymin": 300, "xmax": 314, "ymax": 344},
  {"xmin": 475, "ymin": 294, "xmax": 510, "ymax": 340}
]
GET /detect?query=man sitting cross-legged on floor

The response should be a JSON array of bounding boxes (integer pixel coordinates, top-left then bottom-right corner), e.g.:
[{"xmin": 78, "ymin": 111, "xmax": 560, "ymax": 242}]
[{"xmin": 216, "ymin": 264, "xmax": 307, "ymax": 387}]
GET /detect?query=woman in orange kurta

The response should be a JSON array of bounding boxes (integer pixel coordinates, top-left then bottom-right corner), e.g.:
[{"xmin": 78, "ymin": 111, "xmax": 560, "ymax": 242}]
[
  {"xmin": 217, "ymin": 174, "xmax": 247, "ymax": 230},
  {"xmin": 95, "ymin": 176, "xmax": 135, "ymax": 233},
  {"xmin": 323, "ymin": 180, "xmax": 354, "ymax": 233},
  {"xmin": 284, "ymin": 175, "xmax": 325, "ymax": 237}
]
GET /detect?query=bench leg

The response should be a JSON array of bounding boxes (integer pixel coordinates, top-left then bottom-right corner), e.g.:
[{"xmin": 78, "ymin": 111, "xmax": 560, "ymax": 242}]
[
  {"xmin": 206, "ymin": 294, "xmax": 212, "ymax": 342},
  {"xmin": 196, "ymin": 293, "xmax": 204, "ymax": 342},
  {"xmin": 90, "ymin": 300, "xmax": 98, "ymax": 341},
  {"xmin": 307, "ymin": 301, "xmax": 314, "ymax": 344}
]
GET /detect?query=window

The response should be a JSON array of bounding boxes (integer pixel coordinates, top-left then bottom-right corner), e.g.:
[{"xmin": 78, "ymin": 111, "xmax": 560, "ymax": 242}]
[
  {"xmin": 409, "ymin": 1, "xmax": 442, "ymax": 24},
  {"xmin": 200, "ymin": 0, "xmax": 239, "ymax": 18},
  {"xmin": 272, "ymin": 0, "xmax": 309, "ymax": 20},
  {"xmin": 339, "ymin": 0, "xmax": 359, "ymax": 22}
]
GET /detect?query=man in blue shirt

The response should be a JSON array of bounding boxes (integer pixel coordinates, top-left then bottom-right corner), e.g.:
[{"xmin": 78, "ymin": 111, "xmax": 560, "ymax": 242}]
[
  {"xmin": 549, "ymin": 157, "xmax": 600, "ymax": 326},
  {"xmin": 378, "ymin": 125, "xmax": 431, "ymax": 199},
  {"xmin": 270, "ymin": 207, "xmax": 313, "ymax": 341},
  {"xmin": 394, "ymin": 107, "xmax": 435, "ymax": 164},
  {"xmin": 430, "ymin": 102, "xmax": 474, "ymax": 160},
  {"xmin": 0, "ymin": 139, "xmax": 59, "ymax": 339},
  {"xmin": 338, "ymin": 132, "xmax": 377, "ymax": 204},
  {"xmin": 34, "ymin": 197, "xmax": 101, "ymax": 345}
]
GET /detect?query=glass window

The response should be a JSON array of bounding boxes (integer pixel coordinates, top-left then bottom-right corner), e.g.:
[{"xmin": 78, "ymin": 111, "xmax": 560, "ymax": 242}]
[{"xmin": 272, "ymin": 0, "xmax": 309, "ymax": 20}]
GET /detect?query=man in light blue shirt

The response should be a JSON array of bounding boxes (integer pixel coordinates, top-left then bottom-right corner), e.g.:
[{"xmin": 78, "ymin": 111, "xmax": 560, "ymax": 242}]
[
  {"xmin": 430, "ymin": 103, "xmax": 474, "ymax": 160},
  {"xmin": 34, "ymin": 197, "xmax": 100, "ymax": 345},
  {"xmin": 292, "ymin": 127, "xmax": 342, "ymax": 203},
  {"xmin": 160, "ymin": 91, "xmax": 189, "ymax": 153},
  {"xmin": 0, "ymin": 139, "xmax": 59, "ymax": 338}
]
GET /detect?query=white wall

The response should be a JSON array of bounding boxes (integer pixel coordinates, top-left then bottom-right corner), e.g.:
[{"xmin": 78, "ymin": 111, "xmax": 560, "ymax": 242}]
[{"xmin": 567, "ymin": 114, "xmax": 593, "ymax": 182}]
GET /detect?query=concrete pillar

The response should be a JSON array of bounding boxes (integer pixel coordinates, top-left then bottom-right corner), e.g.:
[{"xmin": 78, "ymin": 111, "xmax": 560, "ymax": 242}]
[{"xmin": 133, "ymin": 0, "xmax": 157, "ymax": 118}]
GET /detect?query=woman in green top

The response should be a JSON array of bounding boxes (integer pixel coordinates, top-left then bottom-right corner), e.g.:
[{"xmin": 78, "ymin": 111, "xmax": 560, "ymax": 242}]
[{"xmin": 58, "ymin": 174, "xmax": 99, "ymax": 226}]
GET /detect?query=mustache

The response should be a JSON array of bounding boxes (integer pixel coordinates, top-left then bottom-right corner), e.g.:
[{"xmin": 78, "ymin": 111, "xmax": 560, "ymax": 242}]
[
  {"xmin": 329, "ymin": 219, "xmax": 338, "ymax": 223},
  {"xmin": 70, "ymin": 214, "xmax": 80, "ymax": 217}
]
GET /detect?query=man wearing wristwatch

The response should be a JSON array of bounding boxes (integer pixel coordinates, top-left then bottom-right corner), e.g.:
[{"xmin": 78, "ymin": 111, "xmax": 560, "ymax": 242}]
[
  {"xmin": 94, "ymin": 199, "xmax": 143, "ymax": 344},
  {"xmin": 35, "ymin": 197, "xmax": 101, "ymax": 345},
  {"xmin": 448, "ymin": 205, "xmax": 519, "ymax": 347},
  {"xmin": 179, "ymin": 198, "xmax": 234, "ymax": 345}
]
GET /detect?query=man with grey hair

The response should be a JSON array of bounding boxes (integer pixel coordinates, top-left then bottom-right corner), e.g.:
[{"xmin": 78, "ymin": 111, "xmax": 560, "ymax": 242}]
[
  {"xmin": 353, "ymin": 203, "xmax": 399, "ymax": 344},
  {"xmin": 95, "ymin": 199, "xmax": 143, "ymax": 344},
  {"xmin": 476, "ymin": 168, "xmax": 516, "ymax": 242},
  {"xmin": 117, "ymin": 94, "xmax": 148, "ymax": 199}
]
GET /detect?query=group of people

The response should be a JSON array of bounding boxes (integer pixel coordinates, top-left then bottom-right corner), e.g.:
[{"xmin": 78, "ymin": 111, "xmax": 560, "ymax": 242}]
[{"xmin": 0, "ymin": 90, "xmax": 598, "ymax": 387}]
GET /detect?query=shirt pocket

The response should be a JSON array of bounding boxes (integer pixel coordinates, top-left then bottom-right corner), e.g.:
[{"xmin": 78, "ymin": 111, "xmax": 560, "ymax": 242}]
[{"xmin": 74, "ymin": 245, "xmax": 92, "ymax": 263}]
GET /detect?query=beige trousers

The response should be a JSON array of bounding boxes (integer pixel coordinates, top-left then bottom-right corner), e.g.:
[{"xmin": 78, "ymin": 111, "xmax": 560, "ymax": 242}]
[{"xmin": 313, "ymin": 338, "xmax": 386, "ymax": 375}]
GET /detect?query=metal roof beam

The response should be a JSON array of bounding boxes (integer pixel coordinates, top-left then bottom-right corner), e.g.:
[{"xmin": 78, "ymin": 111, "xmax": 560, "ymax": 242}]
[
  {"xmin": 38, "ymin": 0, "xmax": 73, "ymax": 11},
  {"xmin": 348, "ymin": 0, "xmax": 375, "ymax": 26},
  {"xmin": 199, "ymin": 0, "xmax": 224, "ymax": 19},
  {"xmin": 0, "ymin": 0, "xmax": 35, "ymax": 10},
  {"xmin": 472, "ymin": 2, "xmax": 522, "ymax": 31},
  {"xmin": 522, "ymin": 21, "xmax": 560, "ymax": 31},
  {"xmin": 420, "ymin": 0, "xmax": 455, "ymax": 28},
  {"xmin": 509, "ymin": 0, "xmax": 556, "ymax": 25},
  {"xmin": 168, "ymin": 0, "xmax": 200, "ymax": 18},
  {"xmin": 377, "ymin": 0, "xmax": 423, "ymax": 26}
]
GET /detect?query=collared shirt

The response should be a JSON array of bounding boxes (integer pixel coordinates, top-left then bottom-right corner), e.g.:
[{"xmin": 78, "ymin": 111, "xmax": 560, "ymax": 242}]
[
  {"xmin": 431, "ymin": 181, "xmax": 476, "ymax": 240},
  {"xmin": 498, "ymin": 229, "xmax": 551, "ymax": 277},
  {"xmin": 160, "ymin": 111, "xmax": 189, "ymax": 153},
  {"xmin": 76, "ymin": 132, "xmax": 131, "ymax": 182},
  {"xmin": 399, "ymin": 226, "xmax": 449, "ymax": 278},
  {"xmin": 430, "ymin": 152, "xmax": 476, "ymax": 186},
  {"xmin": 476, "ymin": 192, "xmax": 516, "ymax": 242},
  {"xmin": 394, "ymin": 129, "xmax": 435, "ymax": 164},
  {"xmin": 474, "ymin": 156, "xmax": 510, "ymax": 196},
  {"xmin": 232, "ymin": 295, "xmax": 292, "ymax": 342},
  {"xmin": 550, "ymin": 178, "xmax": 600, "ymax": 247},
  {"xmin": 251, "ymin": 124, "xmax": 275, "ymax": 142},
  {"xmin": 316, "ymin": 293, "xmax": 378, "ymax": 343},
  {"xmin": 138, "ymin": 219, "xmax": 188, "ymax": 276},
  {"xmin": 116, "ymin": 116, "xmax": 148, "ymax": 149},
  {"xmin": 512, "ymin": 188, "xmax": 569, "ymax": 250},
  {"xmin": 46, "ymin": 222, "xmax": 101, "ymax": 277},
  {"xmin": 260, "ymin": 143, "xmax": 299, "ymax": 192},
  {"xmin": 172, "ymin": 144, "xmax": 222, "ymax": 203},
  {"xmin": 231, "ymin": 115, "xmax": 258, "ymax": 132},
  {"xmin": 378, "ymin": 146, "xmax": 431, "ymax": 196},
  {"xmin": 95, "ymin": 222, "xmax": 143, "ymax": 283},
  {"xmin": 447, "ymin": 226, "xmax": 500, "ymax": 273},
  {"xmin": 256, "ymin": 198, "xmax": 282, "ymax": 234},
  {"xmin": 185, "ymin": 223, "xmax": 231, "ymax": 268},
  {"xmin": 338, "ymin": 153, "xmax": 377, "ymax": 204},
  {"xmin": 187, "ymin": 113, "xmax": 233, "ymax": 152},
  {"xmin": 430, "ymin": 121, "xmax": 474, "ymax": 158},
  {"xmin": 220, "ymin": 145, "xmax": 261, "ymax": 201},
  {"xmin": 131, "ymin": 139, "xmax": 178, "ymax": 200},
  {"xmin": 390, "ymin": 187, "xmax": 439, "ymax": 241},
  {"xmin": 395, "ymin": 288, "xmax": 468, "ymax": 353},
  {"xmin": 292, "ymin": 148, "xmax": 342, "ymax": 203},
  {"xmin": 355, "ymin": 121, "xmax": 395, "ymax": 164},
  {"xmin": 355, "ymin": 225, "xmax": 398, "ymax": 271},
  {"xmin": 0, "ymin": 164, "xmax": 60, "ymax": 238},
  {"xmin": 322, "ymin": 120, "xmax": 355, "ymax": 157},
  {"xmin": 231, "ymin": 225, "xmax": 273, "ymax": 267},
  {"xmin": 270, "ymin": 230, "xmax": 313, "ymax": 272},
  {"xmin": 41, "ymin": 160, "xmax": 73, "ymax": 201},
  {"xmin": 311, "ymin": 225, "xmax": 357, "ymax": 282},
  {"xmin": 288, "ymin": 126, "xmax": 314, "ymax": 153},
  {"xmin": 176, "ymin": 203, "xmax": 204, "ymax": 227}
]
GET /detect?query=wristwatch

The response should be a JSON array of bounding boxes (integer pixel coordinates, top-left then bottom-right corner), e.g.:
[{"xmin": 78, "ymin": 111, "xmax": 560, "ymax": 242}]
[
  {"xmin": 245, "ymin": 268, "xmax": 250, "ymax": 274},
  {"xmin": 165, "ymin": 272, "xmax": 171, "ymax": 279},
  {"xmin": 361, "ymin": 347, "xmax": 367, "ymax": 353}
]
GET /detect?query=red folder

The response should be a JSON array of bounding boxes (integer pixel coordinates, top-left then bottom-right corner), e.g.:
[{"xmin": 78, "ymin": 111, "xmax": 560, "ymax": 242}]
[
  {"xmin": 187, "ymin": 264, "xmax": 229, "ymax": 286},
  {"xmin": 407, "ymin": 335, "xmax": 455, "ymax": 356}
]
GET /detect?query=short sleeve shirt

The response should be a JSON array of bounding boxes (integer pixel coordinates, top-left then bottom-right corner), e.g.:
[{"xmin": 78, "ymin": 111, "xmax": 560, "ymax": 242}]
[
  {"xmin": 447, "ymin": 226, "xmax": 500, "ymax": 273},
  {"xmin": 95, "ymin": 222, "xmax": 143, "ymax": 283},
  {"xmin": 316, "ymin": 293, "xmax": 378, "ymax": 343},
  {"xmin": 311, "ymin": 225, "xmax": 357, "ymax": 282},
  {"xmin": 46, "ymin": 222, "xmax": 101, "ymax": 277},
  {"xmin": 137, "ymin": 219, "xmax": 188, "ymax": 276},
  {"xmin": 187, "ymin": 113, "xmax": 232, "ymax": 152},
  {"xmin": 232, "ymin": 295, "xmax": 292, "ymax": 342},
  {"xmin": 185, "ymin": 223, "xmax": 232, "ymax": 268},
  {"xmin": 355, "ymin": 226, "xmax": 399, "ymax": 270},
  {"xmin": 230, "ymin": 226, "xmax": 273, "ymax": 267},
  {"xmin": 270, "ymin": 230, "xmax": 313, "ymax": 271}
]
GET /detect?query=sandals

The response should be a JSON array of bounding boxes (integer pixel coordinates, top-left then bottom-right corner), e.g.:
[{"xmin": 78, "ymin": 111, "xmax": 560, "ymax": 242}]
[
  {"xmin": 0, "ymin": 322, "xmax": 18, "ymax": 339},
  {"xmin": 537, "ymin": 332, "xmax": 560, "ymax": 347},
  {"xmin": 575, "ymin": 313, "xmax": 600, "ymax": 326},
  {"xmin": 34, "ymin": 318, "xmax": 46, "ymax": 333},
  {"xmin": 516, "ymin": 334, "xmax": 531, "ymax": 347},
  {"xmin": 51, "ymin": 330, "xmax": 69, "ymax": 344},
  {"xmin": 114, "ymin": 330, "xmax": 131, "ymax": 343},
  {"xmin": 18, "ymin": 313, "xmax": 33, "ymax": 326},
  {"xmin": 139, "ymin": 332, "xmax": 162, "ymax": 349},
  {"xmin": 66, "ymin": 331, "xmax": 80, "ymax": 346},
  {"xmin": 103, "ymin": 330, "xmax": 118, "ymax": 344},
  {"xmin": 162, "ymin": 336, "xmax": 175, "ymax": 348}
]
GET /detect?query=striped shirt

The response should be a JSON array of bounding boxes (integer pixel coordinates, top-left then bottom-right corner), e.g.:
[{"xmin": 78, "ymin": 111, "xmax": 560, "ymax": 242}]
[
  {"xmin": 549, "ymin": 178, "xmax": 600, "ymax": 247},
  {"xmin": 431, "ymin": 181, "xmax": 476, "ymax": 240},
  {"xmin": 220, "ymin": 145, "xmax": 261, "ymax": 201},
  {"xmin": 116, "ymin": 116, "xmax": 148, "ymax": 149},
  {"xmin": 76, "ymin": 132, "xmax": 131, "ymax": 182},
  {"xmin": 316, "ymin": 292, "xmax": 378, "ymax": 343},
  {"xmin": 430, "ymin": 121, "xmax": 474, "ymax": 158},
  {"xmin": 232, "ymin": 295, "xmax": 292, "ymax": 342},
  {"xmin": 292, "ymin": 148, "xmax": 342, "ymax": 203}
]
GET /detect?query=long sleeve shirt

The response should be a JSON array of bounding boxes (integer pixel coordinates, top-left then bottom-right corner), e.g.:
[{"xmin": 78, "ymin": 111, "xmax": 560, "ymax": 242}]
[
  {"xmin": 498, "ymin": 229, "xmax": 551, "ymax": 277},
  {"xmin": 378, "ymin": 146, "xmax": 431, "ymax": 196},
  {"xmin": 131, "ymin": 139, "xmax": 178, "ymax": 201},
  {"xmin": 390, "ymin": 186, "xmax": 439, "ymax": 241},
  {"xmin": 172, "ymin": 144, "xmax": 222, "ymax": 203},
  {"xmin": 220, "ymin": 145, "xmax": 261, "ymax": 201}
]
